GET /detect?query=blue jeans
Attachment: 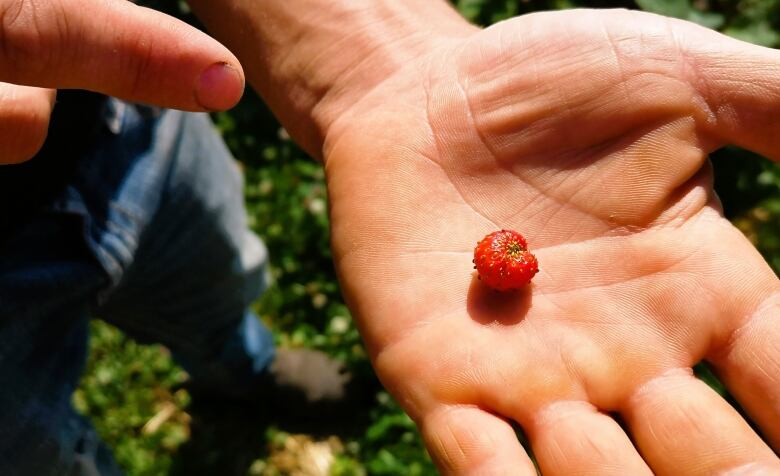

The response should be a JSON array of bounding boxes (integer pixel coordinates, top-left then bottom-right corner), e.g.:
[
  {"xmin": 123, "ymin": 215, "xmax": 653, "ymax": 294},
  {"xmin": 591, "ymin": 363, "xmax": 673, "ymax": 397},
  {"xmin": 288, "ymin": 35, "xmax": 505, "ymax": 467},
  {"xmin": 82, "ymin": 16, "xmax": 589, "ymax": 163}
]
[{"xmin": 0, "ymin": 101, "xmax": 276, "ymax": 475}]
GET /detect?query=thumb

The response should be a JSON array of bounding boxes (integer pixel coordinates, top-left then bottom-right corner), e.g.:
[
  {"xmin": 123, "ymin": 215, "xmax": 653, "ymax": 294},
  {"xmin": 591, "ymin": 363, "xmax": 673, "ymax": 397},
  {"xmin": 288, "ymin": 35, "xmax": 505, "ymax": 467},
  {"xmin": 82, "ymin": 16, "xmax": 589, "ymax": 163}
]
[
  {"xmin": 677, "ymin": 19, "xmax": 780, "ymax": 160},
  {"xmin": 0, "ymin": 0, "xmax": 244, "ymax": 111}
]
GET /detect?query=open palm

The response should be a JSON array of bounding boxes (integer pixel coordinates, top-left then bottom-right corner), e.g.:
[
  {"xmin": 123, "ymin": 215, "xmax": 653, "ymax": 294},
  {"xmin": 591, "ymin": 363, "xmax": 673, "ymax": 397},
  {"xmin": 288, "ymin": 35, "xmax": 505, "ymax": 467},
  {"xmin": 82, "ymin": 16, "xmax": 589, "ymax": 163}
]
[{"xmin": 326, "ymin": 9, "xmax": 780, "ymax": 474}]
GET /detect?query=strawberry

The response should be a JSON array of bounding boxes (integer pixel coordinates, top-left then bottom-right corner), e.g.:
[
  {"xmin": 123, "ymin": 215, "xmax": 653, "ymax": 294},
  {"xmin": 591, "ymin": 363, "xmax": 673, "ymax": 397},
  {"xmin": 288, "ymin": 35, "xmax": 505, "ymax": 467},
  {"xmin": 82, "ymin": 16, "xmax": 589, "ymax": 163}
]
[{"xmin": 473, "ymin": 230, "xmax": 538, "ymax": 291}]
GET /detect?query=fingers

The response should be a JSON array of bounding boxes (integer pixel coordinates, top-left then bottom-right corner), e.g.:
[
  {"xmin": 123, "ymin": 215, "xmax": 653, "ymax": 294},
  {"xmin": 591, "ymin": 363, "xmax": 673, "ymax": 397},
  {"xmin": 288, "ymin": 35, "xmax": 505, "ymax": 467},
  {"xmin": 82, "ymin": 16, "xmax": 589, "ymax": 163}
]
[
  {"xmin": 708, "ymin": 292, "xmax": 780, "ymax": 450},
  {"xmin": 669, "ymin": 18, "xmax": 780, "ymax": 160},
  {"xmin": 623, "ymin": 369, "xmax": 780, "ymax": 475},
  {"xmin": 528, "ymin": 401, "xmax": 652, "ymax": 476},
  {"xmin": 421, "ymin": 406, "xmax": 536, "ymax": 475},
  {"xmin": 0, "ymin": 0, "xmax": 243, "ymax": 111},
  {"xmin": 0, "ymin": 82, "xmax": 55, "ymax": 164}
]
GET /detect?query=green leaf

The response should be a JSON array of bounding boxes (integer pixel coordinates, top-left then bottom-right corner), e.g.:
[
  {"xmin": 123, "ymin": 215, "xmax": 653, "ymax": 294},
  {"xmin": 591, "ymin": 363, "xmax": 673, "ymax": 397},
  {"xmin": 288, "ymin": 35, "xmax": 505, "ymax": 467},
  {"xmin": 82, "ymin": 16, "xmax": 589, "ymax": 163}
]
[
  {"xmin": 635, "ymin": 0, "xmax": 692, "ymax": 19},
  {"xmin": 456, "ymin": 0, "xmax": 487, "ymax": 21},
  {"xmin": 723, "ymin": 20, "xmax": 780, "ymax": 47},
  {"xmin": 687, "ymin": 10, "xmax": 725, "ymax": 29}
]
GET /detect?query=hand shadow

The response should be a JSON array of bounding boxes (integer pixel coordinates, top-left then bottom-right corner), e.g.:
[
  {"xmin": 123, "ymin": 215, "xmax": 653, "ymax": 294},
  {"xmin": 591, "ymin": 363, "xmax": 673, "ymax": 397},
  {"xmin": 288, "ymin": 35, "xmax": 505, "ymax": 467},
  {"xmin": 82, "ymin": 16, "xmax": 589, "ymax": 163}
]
[
  {"xmin": 169, "ymin": 364, "xmax": 380, "ymax": 476},
  {"xmin": 169, "ymin": 399, "xmax": 270, "ymax": 476}
]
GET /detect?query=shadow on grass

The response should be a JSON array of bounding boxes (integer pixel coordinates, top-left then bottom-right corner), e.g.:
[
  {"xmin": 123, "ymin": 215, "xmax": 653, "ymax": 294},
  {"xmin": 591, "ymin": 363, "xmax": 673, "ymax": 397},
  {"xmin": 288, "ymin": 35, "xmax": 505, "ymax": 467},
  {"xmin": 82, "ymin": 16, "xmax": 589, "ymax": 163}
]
[{"xmin": 170, "ymin": 372, "xmax": 382, "ymax": 476}]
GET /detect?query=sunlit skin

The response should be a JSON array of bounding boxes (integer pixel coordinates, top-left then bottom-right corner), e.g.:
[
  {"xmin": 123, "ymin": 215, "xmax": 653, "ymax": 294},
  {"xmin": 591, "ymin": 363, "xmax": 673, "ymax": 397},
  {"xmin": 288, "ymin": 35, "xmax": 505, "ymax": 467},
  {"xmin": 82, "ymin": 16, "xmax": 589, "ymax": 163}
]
[
  {"xmin": 189, "ymin": 3, "xmax": 780, "ymax": 474},
  {"xmin": 324, "ymin": 10, "xmax": 780, "ymax": 475}
]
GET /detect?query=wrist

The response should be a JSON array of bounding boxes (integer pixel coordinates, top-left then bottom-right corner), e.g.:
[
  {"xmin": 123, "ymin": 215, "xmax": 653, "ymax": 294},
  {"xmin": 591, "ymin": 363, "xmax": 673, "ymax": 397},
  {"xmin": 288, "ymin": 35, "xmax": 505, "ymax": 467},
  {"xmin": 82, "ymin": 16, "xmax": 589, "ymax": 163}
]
[
  {"xmin": 295, "ymin": 3, "xmax": 476, "ymax": 158},
  {"xmin": 189, "ymin": 0, "xmax": 477, "ymax": 158}
]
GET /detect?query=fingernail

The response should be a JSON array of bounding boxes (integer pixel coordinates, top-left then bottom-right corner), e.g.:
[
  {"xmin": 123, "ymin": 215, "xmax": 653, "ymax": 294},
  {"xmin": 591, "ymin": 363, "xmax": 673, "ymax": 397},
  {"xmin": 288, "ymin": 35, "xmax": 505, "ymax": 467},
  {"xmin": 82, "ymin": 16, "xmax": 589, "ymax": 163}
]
[{"xmin": 195, "ymin": 62, "xmax": 244, "ymax": 111}]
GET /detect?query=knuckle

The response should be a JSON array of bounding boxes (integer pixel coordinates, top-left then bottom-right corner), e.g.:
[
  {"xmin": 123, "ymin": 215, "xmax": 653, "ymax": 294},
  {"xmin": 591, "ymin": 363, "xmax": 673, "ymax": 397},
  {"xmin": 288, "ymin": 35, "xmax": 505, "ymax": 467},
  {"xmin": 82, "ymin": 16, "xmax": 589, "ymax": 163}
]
[
  {"xmin": 120, "ymin": 35, "xmax": 157, "ymax": 99},
  {"xmin": 0, "ymin": 0, "xmax": 64, "ymax": 80},
  {"xmin": 0, "ymin": 1, "xmax": 27, "ymax": 77},
  {"xmin": 424, "ymin": 408, "xmax": 497, "ymax": 473}
]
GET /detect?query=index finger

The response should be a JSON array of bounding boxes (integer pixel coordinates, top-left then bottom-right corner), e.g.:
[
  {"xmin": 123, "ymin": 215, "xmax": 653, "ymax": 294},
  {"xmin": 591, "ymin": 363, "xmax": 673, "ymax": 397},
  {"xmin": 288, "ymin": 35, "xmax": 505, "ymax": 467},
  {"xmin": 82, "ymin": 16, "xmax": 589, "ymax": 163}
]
[
  {"xmin": 0, "ymin": 0, "xmax": 244, "ymax": 111},
  {"xmin": 708, "ymin": 291, "xmax": 780, "ymax": 450}
]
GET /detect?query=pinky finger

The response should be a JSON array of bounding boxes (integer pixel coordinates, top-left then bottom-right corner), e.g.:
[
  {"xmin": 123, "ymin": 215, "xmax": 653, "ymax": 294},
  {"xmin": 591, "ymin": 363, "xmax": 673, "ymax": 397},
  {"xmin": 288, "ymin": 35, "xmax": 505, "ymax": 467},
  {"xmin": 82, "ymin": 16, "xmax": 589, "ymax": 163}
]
[{"xmin": 421, "ymin": 405, "xmax": 536, "ymax": 475}]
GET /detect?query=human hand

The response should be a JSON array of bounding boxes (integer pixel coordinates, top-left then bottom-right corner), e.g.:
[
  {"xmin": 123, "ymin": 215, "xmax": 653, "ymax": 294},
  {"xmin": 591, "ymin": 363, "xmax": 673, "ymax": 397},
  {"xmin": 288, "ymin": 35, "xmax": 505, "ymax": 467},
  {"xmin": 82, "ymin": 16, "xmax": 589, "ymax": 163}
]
[
  {"xmin": 322, "ymin": 9, "xmax": 780, "ymax": 474},
  {"xmin": 0, "ymin": 0, "xmax": 244, "ymax": 164},
  {"xmin": 187, "ymin": 1, "xmax": 780, "ymax": 472}
]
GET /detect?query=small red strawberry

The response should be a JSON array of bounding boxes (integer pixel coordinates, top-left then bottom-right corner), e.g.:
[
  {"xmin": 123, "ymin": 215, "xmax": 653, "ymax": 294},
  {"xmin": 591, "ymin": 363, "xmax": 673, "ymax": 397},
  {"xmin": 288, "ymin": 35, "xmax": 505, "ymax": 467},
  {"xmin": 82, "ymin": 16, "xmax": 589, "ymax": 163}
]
[{"xmin": 473, "ymin": 230, "xmax": 538, "ymax": 291}]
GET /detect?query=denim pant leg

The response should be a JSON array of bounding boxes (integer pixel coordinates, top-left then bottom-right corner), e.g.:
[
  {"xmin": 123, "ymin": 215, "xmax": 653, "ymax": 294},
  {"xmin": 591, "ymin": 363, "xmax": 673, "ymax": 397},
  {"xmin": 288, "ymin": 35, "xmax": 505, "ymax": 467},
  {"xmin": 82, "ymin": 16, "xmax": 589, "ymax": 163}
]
[
  {"xmin": 0, "ymin": 102, "xmax": 275, "ymax": 475},
  {"xmin": 0, "ymin": 214, "xmax": 122, "ymax": 476},
  {"xmin": 74, "ymin": 104, "xmax": 276, "ymax": 395}
]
